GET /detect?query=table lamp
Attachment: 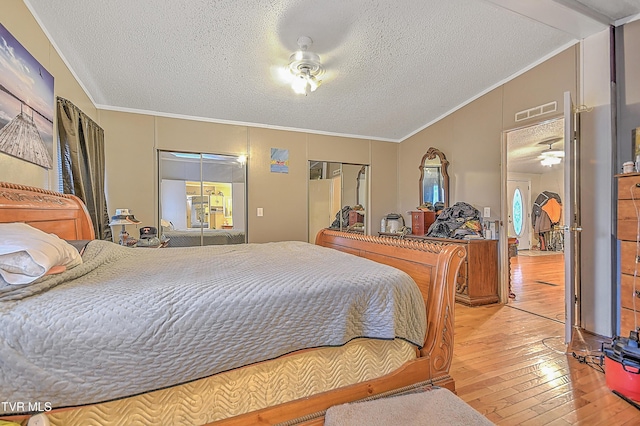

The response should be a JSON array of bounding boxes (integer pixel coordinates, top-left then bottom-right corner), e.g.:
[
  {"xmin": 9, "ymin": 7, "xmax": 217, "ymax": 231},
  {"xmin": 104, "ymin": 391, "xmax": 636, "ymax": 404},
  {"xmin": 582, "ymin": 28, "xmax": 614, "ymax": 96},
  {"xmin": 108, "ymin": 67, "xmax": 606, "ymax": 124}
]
[{"xmin": 109, "ymin": 208, "xmax": 141, "ymax": 245}]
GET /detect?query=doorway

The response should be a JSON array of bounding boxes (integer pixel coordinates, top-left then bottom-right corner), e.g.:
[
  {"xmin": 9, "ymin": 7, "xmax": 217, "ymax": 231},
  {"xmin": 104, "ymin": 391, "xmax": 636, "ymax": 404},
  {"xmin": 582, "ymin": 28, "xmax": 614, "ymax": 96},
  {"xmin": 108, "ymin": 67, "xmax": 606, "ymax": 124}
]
[{"xmin": 504, "ymin": 118, "xmax": 566, "ymax": 323}]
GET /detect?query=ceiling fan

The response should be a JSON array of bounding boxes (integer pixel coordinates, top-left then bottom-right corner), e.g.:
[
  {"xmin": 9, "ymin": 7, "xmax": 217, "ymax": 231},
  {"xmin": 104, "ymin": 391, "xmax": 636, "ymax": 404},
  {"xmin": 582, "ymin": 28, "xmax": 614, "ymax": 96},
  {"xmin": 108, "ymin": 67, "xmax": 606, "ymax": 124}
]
[
  {"xmin": 538, "ymin": 137, "xmax": 564, "ymax": 166},
  {"xmin": 272, "ymin": 36, "xmax": 326, "ymax": 96}
]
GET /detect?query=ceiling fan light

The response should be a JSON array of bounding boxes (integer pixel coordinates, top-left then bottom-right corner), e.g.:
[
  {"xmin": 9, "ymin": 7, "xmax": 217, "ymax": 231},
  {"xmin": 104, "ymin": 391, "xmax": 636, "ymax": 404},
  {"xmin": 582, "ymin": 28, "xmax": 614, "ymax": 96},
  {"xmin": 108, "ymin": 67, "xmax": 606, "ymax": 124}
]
[
  {"xmin": 307, "ymin": 75, "xmax": 320, "ymax": 92},
  {"xmin": 292, "ymin": 74, "xmax": 309, "ymax": 95},
  {"xmin": 541, "ymin": 156, "xmax": 561, "ymax": 166}
]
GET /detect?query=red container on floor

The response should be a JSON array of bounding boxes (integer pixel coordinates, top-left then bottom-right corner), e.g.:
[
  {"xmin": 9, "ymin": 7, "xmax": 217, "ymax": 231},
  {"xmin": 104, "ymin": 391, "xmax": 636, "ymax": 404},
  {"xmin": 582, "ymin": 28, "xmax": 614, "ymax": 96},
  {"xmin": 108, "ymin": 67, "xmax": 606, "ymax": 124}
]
[{"xmin": 604, "ymin": 336, "xmax": 640, "ymax": 401}]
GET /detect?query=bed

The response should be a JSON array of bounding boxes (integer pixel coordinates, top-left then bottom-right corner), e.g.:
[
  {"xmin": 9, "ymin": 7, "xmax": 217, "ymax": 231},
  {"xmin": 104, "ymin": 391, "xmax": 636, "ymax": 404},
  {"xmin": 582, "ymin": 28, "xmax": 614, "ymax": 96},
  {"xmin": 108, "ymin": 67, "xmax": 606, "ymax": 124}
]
[
  {"xmin": 164, "ymin": 228, "xmax": 246, "ymax": 246},
  {"xmin": 0, "ymin": 182, "xmax": 466, "ymax": 425}
]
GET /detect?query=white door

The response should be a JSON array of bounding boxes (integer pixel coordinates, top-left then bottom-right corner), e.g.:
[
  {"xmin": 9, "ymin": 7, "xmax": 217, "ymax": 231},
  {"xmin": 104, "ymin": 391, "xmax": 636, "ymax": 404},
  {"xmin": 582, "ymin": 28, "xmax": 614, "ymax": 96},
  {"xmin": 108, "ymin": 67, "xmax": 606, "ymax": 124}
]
[
  {"xmin": 564, "ymin": 91, "xmax": 581, "ymax": 344},
  {"xmin": 507, "ymin": 180, "xmax": 531, "ymax": 250},
  {"xmin": 160, "ymin": 179, "xmax": 187, "ymax": 230}
]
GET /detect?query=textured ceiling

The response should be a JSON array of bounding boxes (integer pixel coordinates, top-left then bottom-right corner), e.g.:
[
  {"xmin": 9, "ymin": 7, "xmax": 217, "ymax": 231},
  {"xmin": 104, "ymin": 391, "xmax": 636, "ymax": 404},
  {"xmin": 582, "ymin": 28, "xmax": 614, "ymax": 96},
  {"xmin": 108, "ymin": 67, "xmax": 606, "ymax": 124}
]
[
  {"xmin": 507, "ymin": 119, "xmax": 565, "ymax": 174},
  {"xmin": 23, "ymin": 0, "xmax": 640, "ymax": 148}
]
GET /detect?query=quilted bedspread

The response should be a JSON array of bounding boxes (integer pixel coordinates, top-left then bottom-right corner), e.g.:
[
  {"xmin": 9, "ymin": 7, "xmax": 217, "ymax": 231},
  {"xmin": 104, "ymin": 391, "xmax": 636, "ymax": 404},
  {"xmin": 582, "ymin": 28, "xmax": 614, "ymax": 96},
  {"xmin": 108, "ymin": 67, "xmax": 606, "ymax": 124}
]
[{"xmin": 0, "ymin": 240, "xmax": 426, "ymax": 410}]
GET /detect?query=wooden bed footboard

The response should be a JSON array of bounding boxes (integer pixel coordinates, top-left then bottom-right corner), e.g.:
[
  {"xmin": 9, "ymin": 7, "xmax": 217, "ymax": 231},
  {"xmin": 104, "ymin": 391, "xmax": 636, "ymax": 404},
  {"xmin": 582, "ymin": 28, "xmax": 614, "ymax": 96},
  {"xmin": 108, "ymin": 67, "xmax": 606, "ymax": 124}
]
[{"xmin": 315, "ymin": 229, "xmax": 466, "ymax": 382}]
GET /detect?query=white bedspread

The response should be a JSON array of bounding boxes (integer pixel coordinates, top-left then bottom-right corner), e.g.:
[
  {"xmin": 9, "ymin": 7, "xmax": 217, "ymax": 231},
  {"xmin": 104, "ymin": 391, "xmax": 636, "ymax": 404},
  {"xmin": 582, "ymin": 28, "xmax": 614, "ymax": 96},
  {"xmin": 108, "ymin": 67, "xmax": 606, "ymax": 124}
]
[{"xmin": 0, "ymin": 240, "xmax": 426, "ymax": 410}]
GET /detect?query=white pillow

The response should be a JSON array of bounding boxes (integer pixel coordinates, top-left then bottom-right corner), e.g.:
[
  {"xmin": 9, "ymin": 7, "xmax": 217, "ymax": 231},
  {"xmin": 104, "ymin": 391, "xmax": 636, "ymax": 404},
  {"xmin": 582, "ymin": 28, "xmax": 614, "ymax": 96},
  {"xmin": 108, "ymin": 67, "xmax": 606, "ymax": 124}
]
[{"xmin": 0, "ymin": 223, "xmax": 83, "ymax": 285}]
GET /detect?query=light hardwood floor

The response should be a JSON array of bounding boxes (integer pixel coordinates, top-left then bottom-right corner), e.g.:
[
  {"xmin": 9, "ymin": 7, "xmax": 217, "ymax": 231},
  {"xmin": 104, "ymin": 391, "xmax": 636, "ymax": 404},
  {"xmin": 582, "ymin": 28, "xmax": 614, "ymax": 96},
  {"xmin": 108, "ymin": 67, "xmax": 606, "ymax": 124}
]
[{"xmin": 451, "ymin": 253, "xmax": 640, "ymax": 425}]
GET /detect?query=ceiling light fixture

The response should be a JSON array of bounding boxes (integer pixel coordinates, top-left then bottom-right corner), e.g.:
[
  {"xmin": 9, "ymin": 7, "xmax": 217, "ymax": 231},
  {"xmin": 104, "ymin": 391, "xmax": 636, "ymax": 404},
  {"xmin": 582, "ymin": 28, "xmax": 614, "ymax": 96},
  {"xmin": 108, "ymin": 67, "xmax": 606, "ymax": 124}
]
[
  {"xmin": 538, "ymin": 138, "xmax": 564, "ymax": 167},
  {"xmin": 289, "ymin": 36, "xmax": 323, "ymax": 96}
]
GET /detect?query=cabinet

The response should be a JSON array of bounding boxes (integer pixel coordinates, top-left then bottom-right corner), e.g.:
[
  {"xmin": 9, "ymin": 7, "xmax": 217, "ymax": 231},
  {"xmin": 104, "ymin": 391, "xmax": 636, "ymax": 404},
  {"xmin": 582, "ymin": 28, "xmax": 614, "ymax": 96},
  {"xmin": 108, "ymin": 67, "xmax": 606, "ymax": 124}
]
[
  {"xmin": 349, "ymin": 210, "xmax": 365, "ymax": 226},
  {"xmin": 410, "ymin": 210, "xmax": 436, "ymax": 236},
  {"xmin": 617, "ymin": 173, "xmax": 640, "ymax": 336},
  {"xmin": 389, "ymin": 234, "xmax": 499, "ymax": 306}
]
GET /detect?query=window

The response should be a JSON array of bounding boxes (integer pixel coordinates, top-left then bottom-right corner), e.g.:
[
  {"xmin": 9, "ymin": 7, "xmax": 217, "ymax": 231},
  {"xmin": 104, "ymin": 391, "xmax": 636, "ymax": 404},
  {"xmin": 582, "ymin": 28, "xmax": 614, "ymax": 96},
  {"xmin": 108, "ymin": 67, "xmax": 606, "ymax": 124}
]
[{"xmin": 512, "ymin": 187, "xmax": 524, "ymax": 236}]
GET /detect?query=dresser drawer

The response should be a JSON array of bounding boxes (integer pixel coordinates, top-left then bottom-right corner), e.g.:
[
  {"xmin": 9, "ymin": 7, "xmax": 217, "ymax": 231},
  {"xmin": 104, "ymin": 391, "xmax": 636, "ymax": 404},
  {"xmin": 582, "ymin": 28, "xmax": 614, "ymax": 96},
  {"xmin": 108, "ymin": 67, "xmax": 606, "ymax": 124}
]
[
  {"xmin": 618, "ymin": 174, "xmax": 640, "ymax": 200},
  {"xmin": 620, "ymin": 241, "xmax": 640, "ymax": 275},
  {"xmin": 621, "ymin": 273, "xmax": 640, "ymax": 311},
  {"xmin": 618, "ymin": 200, "xmax": 640, "ymax": 241},
  {"xmin": 621, "ymin": 307, "xmax": 639, "ymax": 337}
]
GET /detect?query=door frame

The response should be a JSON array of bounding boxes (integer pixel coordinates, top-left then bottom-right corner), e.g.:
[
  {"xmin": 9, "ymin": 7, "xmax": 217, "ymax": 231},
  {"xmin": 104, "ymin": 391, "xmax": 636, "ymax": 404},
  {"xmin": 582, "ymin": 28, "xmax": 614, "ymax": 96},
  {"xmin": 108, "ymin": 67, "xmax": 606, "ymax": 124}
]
[{"xmin": 499, "ymin": 115, "xmax": 567, "ymax": 304}]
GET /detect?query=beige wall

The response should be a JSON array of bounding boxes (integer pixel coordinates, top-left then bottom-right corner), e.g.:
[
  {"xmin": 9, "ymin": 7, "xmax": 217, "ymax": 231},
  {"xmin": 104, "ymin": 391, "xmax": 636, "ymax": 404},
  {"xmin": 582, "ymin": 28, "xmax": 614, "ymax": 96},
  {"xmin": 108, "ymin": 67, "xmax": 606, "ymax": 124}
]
[
  {"xmin": 97, "ymin": 113, "xmax": 396, "ymax": 244},
  {"xmin": 399, "ymin": 88, "xmax": 504, "ymax": 222},
  {"xmin": 399, "ymin": 46, "xmax": 577, "ymax": 229},
  {"xmin": 0, "ymin": 0, "xmax": 97, "ymax": 189},
  {"xmin": 247, "ymin": 128, "xmax": 307, "ymax": 242}
]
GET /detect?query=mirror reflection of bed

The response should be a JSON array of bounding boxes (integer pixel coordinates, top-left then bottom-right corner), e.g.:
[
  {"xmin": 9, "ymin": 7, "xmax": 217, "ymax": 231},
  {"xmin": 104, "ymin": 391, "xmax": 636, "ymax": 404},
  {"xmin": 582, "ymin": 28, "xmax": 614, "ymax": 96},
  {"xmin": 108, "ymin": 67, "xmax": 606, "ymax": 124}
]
[{"xmin": 158, "ymin": 151, "xmax": 247, "ymax": 246}]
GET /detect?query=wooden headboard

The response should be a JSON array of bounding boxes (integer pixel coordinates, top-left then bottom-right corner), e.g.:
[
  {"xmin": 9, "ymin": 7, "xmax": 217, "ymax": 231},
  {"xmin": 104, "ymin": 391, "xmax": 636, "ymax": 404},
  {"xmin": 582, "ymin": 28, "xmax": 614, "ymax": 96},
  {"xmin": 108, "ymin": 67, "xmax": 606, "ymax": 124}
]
[{"xmin": 0, "ymin": 182, "xmax": 95, "ymax": 240}]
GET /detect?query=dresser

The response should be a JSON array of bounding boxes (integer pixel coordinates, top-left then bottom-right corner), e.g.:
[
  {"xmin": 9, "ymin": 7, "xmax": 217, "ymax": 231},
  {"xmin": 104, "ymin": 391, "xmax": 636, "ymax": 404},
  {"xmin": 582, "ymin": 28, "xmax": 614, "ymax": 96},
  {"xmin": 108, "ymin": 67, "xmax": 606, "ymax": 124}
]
[
  {"xmin": 386, "ymin": 234, "xmax": 499, "ymax": 306},
  {"xmin": 410, "ymin": 210, "xmax": 436, "ymax": 236},
  {"xmin": 617, "ymin": 173, "xmax": 640, "ymax": 336}
]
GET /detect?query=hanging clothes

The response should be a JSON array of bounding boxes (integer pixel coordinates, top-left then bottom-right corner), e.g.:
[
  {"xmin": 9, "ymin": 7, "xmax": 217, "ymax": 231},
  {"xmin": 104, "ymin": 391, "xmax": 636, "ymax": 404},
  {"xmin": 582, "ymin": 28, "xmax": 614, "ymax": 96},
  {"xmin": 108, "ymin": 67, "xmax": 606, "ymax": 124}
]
[
  {"xmin": 531, "ymin": 191, "xmax": 563, "ymax": 251},
  {"xmin": 541, "ymin": 197, "xmax": 562, "ymax": 224}
]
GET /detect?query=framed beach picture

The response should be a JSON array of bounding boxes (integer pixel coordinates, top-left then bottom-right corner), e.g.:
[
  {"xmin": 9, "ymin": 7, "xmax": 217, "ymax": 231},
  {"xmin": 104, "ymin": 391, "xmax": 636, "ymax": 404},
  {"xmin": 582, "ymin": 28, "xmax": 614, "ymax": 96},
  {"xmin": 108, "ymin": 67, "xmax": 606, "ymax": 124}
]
[
  {"xmin": 0, "ymin": 22, "xmax": 55, "ymax": 169},
  {"xmin": 270, "ymin": 148, "xmax": 289, "ymax": 173}
]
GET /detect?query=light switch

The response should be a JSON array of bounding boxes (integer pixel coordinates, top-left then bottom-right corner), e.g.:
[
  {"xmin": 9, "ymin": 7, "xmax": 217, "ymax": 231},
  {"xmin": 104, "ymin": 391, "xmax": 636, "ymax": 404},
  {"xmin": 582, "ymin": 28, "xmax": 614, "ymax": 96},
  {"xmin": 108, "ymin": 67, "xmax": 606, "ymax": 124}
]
[
  {"xmin": 483, "ymin": 207, "xmax": 491, "ymax": 218},
  {"xmin": 257, "ymin": 207, "xmax": 263, "ymax": 217}
]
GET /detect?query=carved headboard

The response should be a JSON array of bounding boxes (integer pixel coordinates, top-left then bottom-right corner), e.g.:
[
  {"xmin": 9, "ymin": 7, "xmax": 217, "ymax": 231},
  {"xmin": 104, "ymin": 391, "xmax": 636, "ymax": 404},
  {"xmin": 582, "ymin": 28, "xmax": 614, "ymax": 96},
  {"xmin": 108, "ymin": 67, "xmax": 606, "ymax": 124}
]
[{"xmin": 0, "ymin": 182, "xmax": 95, "ymax": 240}]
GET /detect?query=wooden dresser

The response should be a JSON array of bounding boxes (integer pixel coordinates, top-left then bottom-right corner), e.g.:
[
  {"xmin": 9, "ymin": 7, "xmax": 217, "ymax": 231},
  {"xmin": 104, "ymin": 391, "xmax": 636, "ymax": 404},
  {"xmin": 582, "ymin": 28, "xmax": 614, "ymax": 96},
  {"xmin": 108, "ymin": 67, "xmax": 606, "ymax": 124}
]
[
  {"xmin": 617, "ymin": 173, "xmax": 640, "ymax": 336},
  {"xmin": 410, "ymin": 210, "xmax": 436, "ymax": 236},
  {"xmin": 397, "ymin": 234, "xmax": 499, "ymax": 306}
]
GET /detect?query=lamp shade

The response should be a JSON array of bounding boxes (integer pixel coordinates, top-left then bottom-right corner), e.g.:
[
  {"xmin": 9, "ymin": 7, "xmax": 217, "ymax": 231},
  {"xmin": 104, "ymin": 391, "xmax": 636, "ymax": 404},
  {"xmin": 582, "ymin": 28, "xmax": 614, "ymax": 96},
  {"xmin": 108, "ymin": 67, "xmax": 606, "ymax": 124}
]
[{"xmin": 109, "ymin": 208, "xmax": 141, "ymax": 226}]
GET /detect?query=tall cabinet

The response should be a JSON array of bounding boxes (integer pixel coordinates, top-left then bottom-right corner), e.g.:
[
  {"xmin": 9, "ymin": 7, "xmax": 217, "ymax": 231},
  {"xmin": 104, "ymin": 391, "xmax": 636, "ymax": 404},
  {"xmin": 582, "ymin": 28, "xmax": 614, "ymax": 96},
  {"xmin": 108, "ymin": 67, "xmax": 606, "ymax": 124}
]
[{"xmin": 617, "ymin": 173, "xmax": 640, "ymax": 336}]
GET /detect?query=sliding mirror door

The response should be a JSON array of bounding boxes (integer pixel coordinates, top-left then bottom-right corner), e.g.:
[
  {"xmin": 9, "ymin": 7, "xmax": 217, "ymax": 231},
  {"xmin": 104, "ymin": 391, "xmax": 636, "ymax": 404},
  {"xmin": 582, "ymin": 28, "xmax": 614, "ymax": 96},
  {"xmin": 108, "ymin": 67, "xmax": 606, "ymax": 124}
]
[
  {"xmin": 158, "ymin": 151, "xmax": 247, "ymax": 247},
  {"xmin": 308, "ymin": 161, "xmax": 368, "ymax": 242}
]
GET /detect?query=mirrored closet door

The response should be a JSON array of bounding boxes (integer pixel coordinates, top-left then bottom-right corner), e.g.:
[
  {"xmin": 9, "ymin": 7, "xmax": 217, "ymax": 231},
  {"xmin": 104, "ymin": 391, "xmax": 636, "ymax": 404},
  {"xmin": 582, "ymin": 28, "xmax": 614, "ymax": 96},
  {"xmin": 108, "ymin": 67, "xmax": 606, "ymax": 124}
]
[
  {"xmin": 158, "ymin": 151, "xmax": 247, "ymax": 247},
  {"xmin": 308, "ymin": 161, "xmax": 368, "ymax": 242}
]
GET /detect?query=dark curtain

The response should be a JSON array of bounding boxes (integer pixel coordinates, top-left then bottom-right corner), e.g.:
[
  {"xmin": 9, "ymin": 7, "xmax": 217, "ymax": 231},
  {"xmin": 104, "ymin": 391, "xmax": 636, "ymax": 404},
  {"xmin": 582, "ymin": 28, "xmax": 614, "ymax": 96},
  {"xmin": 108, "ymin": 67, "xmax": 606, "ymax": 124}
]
[{"xmin": 57, "ymin": 97, "xmax": 111, "ymax": 240}]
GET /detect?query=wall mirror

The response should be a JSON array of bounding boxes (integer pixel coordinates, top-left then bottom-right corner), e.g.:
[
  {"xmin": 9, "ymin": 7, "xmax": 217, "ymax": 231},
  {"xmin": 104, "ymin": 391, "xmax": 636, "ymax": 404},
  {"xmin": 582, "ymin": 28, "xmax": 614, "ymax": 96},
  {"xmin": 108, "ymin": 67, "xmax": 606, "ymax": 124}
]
[
  {"xmin": 158, "ymin": 150, "xmax": 247, "ymax": 247},
  {"xmin": 308, "ymin": 161, "xmax": 368, "ymax": 242},
  {"xmin": 419, "ymin": 147, "xmax": 449, "ymax": 208}
]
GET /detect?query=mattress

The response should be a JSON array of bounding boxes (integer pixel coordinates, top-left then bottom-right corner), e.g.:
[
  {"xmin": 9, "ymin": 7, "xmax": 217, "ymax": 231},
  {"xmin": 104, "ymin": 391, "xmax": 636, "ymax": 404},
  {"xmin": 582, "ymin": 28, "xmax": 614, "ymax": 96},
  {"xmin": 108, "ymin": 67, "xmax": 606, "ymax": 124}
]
[
  {"xmin": 45, "ymin": 338, "xmax": 416, "ymax": 425},
  {"xmin": 164, "ymin": 228, "xmax": 245, "ymax": 246},
  {"xmin": 0, "ymin": 240, "xmax": 426, "ymax": 412}
]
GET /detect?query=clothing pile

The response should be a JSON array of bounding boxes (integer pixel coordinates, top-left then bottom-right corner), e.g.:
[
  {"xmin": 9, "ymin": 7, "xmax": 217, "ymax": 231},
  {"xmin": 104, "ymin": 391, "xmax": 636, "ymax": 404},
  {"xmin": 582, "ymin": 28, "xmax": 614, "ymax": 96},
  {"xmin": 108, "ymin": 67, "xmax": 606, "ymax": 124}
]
[
  {"xmin": 330, "ymin": 206, "xmax": 352, "ymax": 229},
  {"xmin": 426, "ymin": 202, "xmax": 483, "ymax": 239},
  {"xmin": 532, "ymin": 191, "xmax": 563, "ymax": 251}
]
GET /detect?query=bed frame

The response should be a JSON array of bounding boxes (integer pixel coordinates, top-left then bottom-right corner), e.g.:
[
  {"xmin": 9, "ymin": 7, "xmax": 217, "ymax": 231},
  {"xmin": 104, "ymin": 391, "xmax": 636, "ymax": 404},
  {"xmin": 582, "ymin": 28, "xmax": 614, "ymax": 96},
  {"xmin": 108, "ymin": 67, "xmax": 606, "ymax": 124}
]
[
  {"xmin": 0, "ymin": 182, "xmax": 94, "ymax": 240},
  {"xmin": 0, "ymin": 182, "xmax": 466, "ymax": 425}
]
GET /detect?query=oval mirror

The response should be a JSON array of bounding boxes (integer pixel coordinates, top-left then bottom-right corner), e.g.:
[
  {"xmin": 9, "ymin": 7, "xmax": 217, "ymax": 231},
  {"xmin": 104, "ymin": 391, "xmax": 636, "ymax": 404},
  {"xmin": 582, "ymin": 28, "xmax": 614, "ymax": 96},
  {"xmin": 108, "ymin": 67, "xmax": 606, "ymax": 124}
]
[{"xmin": 419, "ymin": 147, "xmax": 449, "ymax": 209}]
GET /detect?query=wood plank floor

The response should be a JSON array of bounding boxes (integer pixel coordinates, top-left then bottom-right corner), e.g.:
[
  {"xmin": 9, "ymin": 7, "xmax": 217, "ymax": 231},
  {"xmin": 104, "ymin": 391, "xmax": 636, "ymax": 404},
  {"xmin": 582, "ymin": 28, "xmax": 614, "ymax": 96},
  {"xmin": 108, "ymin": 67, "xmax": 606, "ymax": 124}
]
[
  {"xmin": 451, "ymin": 253, "xmax": 640, "ymax": 425},
  {"xmin": 509, "ymin": 251, "xmax": 565, "ymax": 323}
]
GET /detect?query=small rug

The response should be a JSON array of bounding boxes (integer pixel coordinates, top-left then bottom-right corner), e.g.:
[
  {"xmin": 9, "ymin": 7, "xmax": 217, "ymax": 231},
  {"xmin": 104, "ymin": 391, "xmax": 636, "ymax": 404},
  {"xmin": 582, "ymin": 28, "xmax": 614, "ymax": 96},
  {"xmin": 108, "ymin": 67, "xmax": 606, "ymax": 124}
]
[{"xmin": 324, "ymin": 387, "xmax": 494, "ymax": 426}]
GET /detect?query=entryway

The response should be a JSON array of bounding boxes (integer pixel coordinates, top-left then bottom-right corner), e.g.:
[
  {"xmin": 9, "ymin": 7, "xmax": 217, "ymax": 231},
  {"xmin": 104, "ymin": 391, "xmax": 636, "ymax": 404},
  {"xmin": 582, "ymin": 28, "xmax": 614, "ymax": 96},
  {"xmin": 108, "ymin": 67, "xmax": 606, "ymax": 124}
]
[{"xmin": 504, "ymin": 117, "xmax": 568, "ymax": 323}]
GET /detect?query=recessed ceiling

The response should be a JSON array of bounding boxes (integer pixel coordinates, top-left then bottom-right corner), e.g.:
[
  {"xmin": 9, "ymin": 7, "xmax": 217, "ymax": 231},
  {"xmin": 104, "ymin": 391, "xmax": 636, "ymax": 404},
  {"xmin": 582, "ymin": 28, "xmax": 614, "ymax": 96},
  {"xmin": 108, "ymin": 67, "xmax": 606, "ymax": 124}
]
[{"xmin": 23, "ymin": 0, "xmax": 640, "ymax": 142}]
